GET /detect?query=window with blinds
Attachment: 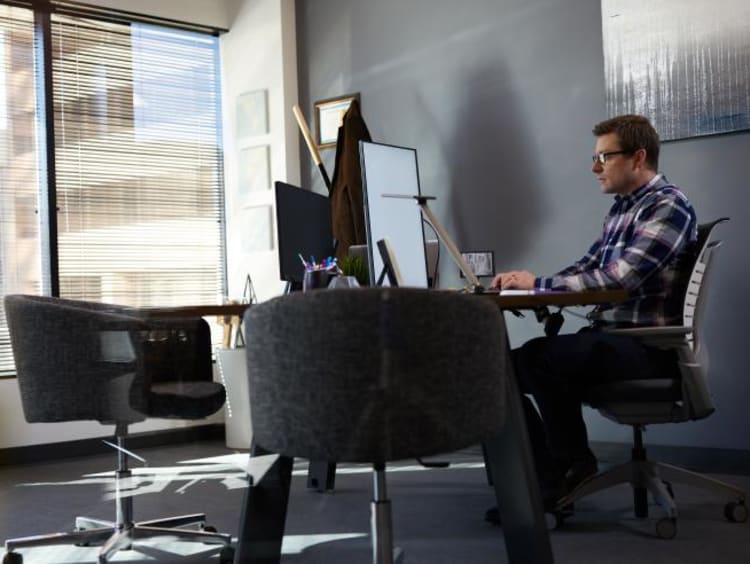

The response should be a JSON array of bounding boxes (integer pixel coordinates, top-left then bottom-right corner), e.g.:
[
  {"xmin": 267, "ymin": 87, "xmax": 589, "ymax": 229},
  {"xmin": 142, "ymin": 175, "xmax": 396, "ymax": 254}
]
[
  {"xmin": 0, "ymin": 4, "xmax": 41, "ymax": 376},
  {"xmin": 0, "ymin": 3, "xmax": 226, "ymax": 377},
  {"xmin": 52, "ymin": 15, "xmax": 225, "ymax": 306}
]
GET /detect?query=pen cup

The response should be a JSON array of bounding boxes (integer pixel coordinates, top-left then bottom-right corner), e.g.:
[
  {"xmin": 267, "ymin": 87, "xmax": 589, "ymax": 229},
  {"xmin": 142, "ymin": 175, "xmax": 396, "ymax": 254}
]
[{"xmin": 303, "ymin": 269, "xmax": 334, "ymax": 291}]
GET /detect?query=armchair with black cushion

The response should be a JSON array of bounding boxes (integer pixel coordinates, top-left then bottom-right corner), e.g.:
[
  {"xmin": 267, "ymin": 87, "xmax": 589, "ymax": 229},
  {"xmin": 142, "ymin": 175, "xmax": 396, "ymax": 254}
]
[
  {"xmin": 551, "ymin": 218, "xmax": 747, "ymax": 538},
  {"xmin": 2, "ymin": 294, "xmax": 234, "ymax": 564}
]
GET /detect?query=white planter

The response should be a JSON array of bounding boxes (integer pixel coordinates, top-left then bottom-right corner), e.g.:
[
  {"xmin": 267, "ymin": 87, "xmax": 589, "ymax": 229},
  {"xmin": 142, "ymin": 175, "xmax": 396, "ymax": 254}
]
[{"xmin": 216, "ymin": 348, "xmax": 252, "ymax": 450}]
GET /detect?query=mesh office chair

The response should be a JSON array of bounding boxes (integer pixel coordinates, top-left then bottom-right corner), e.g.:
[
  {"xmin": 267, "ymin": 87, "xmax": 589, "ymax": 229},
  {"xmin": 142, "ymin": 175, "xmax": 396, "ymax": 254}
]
[
  {"xmin": 243, "ymin": 288, "xmax": 517, "ymax": 564},
  {"xmin": 551, "ymin": 218, "xmax": 747, "ymax": 538},
  {"xmin": 2, "ymin": 295, "xmax": 234, "ymax": 564}
]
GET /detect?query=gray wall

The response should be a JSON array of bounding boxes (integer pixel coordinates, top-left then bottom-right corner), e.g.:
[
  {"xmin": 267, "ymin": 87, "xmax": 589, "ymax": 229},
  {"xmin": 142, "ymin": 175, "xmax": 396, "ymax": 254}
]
[{"xmin": 295, "ymin": 0, "xmax": 750, "ymax": 450}]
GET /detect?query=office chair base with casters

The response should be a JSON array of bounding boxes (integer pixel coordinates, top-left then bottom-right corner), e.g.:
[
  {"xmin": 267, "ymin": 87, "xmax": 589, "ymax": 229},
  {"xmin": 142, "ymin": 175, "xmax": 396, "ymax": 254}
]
[
  {"xmin": 4, "ymin": 521, "xmax": 234, "ymax": 564},
  {"xmin": 3, "ymin": 432, "xmax": 234, "ymax": 564},
  {"xmin": 545, "ymin": 427, "xmax": 748, "ymax": 538}
]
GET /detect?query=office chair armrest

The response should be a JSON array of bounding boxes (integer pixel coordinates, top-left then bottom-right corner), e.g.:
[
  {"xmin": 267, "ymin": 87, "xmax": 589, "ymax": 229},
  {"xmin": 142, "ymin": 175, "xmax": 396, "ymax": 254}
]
[{"xmin": 605, "ymin": 325, "xmax": 692, "ymax": 349}]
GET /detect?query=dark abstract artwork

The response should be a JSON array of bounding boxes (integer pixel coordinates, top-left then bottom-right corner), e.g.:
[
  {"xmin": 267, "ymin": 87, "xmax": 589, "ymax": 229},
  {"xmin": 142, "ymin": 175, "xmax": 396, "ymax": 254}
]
[{"xmin": 602, "ymin": 0, "xmax": 750, "ymax": 141}]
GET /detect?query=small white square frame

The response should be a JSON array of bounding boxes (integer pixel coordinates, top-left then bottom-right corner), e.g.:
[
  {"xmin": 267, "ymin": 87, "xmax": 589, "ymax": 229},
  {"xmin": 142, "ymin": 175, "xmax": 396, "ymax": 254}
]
[{"xmin": 459, "ymin": 251, "xmax": 495, "ymax": 278}]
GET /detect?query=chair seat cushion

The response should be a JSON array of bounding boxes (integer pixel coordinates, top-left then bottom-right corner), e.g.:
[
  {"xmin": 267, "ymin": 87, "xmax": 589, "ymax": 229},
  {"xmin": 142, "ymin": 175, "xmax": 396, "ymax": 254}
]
[
  {"xmin": 585, "ymin": 378, "xmax": 682, "ymax": 404},
  {"xmin": 584, "ymin": 379, "xmax": 685, "ymax": 425},
  {"xmin": 148, "ymin": 381, "xmax": 226, "ymax": 419}
]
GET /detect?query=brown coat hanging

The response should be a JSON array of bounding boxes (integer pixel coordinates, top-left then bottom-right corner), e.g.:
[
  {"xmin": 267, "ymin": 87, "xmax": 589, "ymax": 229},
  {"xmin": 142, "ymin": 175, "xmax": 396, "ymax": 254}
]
[{"xmin": 329, "ymin": 99, "xmax": 372, "ymax": 259}]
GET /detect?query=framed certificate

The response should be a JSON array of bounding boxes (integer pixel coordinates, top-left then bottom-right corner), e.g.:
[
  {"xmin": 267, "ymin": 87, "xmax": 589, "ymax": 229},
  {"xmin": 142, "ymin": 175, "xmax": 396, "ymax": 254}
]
[{"xmin": 313, "ymin": 93, "xmax": 359, "ymax": 149}]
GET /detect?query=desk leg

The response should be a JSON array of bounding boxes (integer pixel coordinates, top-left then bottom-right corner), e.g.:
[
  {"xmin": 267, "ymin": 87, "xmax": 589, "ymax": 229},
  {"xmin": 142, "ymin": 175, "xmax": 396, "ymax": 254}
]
[
  {"xmin": 484, "ymin": 371, "xmax": 555, "ymax": 564},
  {"xmin": 307, "ymin": 460, "xmax": 337, "ymax": 491},
  {"xmin": 235, "ymin": 450, "xmax": 293, "ymax": 564}
]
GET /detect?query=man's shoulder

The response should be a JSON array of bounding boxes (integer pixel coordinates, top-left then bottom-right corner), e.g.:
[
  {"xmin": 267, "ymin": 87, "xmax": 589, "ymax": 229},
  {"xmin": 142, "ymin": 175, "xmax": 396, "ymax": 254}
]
[
  {"xmin": 646, "ymin": 179, "xmax": 692, "ymax": 208},
  {"xmin": 651, "ymin": 175, "xmax": 681, "ymax": 194}
]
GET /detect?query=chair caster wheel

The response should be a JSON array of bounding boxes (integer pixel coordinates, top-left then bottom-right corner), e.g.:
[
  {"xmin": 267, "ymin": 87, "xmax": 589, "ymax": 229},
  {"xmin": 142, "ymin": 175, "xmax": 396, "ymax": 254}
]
[
  {"xmin": 724, "ymin": 501, "xmax": 748, "ymax": 523},
  {"xmin": 219, "ymin": 545, "xmax": 235, "ymax": 564},
  {"xmin": 544, "ymin": 511, "xmax": 562, "ymax": 530},
  {"xmin": 3, "ymin": 552, "xmax": 23, "ymax": 564},
  {"xmin": 655, "ymin": 517, "xmax": 677, "ymax": 539},
  {"xmin": 74, "ymin": 527, "xmax": 91, "ymax": 547},
  {"xmin": 545, "ymin": 502, "xmax": 573, "ymax": 530},
  {"xmin": 200, "ymin": 524, "xmax": 223, "ymax": 545}
]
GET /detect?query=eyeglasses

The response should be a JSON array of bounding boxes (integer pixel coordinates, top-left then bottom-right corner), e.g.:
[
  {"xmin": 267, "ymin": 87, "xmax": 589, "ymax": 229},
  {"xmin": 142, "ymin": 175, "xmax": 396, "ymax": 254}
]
[{"xmin": 592, "ymin": 150, "xmax": 631, "ymax": 165}]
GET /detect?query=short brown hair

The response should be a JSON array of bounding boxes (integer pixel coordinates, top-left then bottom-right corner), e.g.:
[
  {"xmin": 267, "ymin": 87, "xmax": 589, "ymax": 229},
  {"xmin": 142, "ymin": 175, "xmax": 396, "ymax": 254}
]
[{"xmin": 593, "ymin": 114, "xmax": 660, "ymax": 171}]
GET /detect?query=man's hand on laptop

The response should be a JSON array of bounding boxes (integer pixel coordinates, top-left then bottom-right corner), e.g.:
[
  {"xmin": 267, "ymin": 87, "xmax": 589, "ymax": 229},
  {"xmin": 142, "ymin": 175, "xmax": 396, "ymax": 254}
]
[{"xmin": 492, "ymin": 270, "xmax": 536, "ymax": 290}]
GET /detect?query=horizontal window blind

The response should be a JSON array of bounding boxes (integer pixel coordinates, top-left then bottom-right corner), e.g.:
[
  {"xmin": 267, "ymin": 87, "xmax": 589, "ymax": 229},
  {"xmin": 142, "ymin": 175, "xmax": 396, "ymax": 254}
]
[
  {"xmin": 0, "ymin": 2, "xmax": 226, "ymax": 377},
  {"xmin": 51, "ymin": 14, "xmax": 225, "ymax": 307},
  {"xmin": 0, "ymin": 4, "xmax": 42, "ymax": 376}
]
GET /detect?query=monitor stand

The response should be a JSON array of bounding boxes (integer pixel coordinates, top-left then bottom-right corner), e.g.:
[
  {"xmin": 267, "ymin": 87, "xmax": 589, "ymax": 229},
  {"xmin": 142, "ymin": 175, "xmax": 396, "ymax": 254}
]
[
  {"xmin": 375, "ymin": 238, "xmax": 406, "ymax": 287},
  {"xmin": 381, "ymin": 194, "xmax": 485, "ymax": 292}
]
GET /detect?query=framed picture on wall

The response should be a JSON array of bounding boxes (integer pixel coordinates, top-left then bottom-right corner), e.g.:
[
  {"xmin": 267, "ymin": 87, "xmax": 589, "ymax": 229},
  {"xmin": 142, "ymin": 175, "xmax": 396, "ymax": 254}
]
[
  {"xmin": 459, "ymin": 251, "xmax": 495, "ymax": 278},
  {"xmin": 313, "ymin": 93, "xmax": 359, "ymax": 149}
]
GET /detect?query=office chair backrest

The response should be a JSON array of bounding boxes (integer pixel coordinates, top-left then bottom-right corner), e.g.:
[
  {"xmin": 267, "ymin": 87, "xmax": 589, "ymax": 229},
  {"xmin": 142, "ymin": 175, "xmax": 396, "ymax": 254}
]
[
  {"xmin": 676, "ymin": 219, "xmax": 727, "ymax": 419},
  {"xmin": 4, "ymin": 294, "xmax": 221, "ymax": 425},
  {"xmin": 244, "ymin": 287, "xmax": 509, "ymax": 463},
  {"xmin": 4, "ymin": 294, "xmax": 145, "ymax": 424},
  {"xmin": 686, "ymin": 218, "xmax": 728, "ymax": 354}
]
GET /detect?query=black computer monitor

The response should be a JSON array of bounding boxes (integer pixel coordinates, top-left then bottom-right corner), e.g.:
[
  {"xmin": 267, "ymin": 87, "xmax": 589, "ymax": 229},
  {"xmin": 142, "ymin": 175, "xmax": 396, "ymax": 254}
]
[{"xmin": 274, "ymin": 181, "xmax": 334, "ymax": 288}]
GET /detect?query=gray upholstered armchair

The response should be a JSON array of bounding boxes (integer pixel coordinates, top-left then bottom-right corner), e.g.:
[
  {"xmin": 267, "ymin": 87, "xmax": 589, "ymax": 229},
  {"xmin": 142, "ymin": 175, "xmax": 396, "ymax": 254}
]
[
  {"xmin": 2, "ymin": 294, "xmax": 233, "ymax": 564},
  {"xmin": 238, "ymin": 287, "xmax": 553, "ymax": 564}
]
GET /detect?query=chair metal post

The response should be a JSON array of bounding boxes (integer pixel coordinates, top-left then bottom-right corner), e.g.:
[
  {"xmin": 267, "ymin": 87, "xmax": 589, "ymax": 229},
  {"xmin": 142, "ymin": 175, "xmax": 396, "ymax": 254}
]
[
  {"xmin": 631, "ymin": 426, "xmax": 649, "ymax": 518},
  {"xmin": 114, "ymin": 427, "xmax": 133, "ymax": 530},
  {"xmin": 370, "ymin": 463, "xmax": 403, "ymax": 564}
]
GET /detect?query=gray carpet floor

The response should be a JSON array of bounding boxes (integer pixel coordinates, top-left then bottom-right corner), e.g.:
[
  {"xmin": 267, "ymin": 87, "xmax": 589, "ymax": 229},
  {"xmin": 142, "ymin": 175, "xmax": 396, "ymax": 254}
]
[{"xmin": 1, "ymin": 440, "xmax": 748, "ymax": 563}]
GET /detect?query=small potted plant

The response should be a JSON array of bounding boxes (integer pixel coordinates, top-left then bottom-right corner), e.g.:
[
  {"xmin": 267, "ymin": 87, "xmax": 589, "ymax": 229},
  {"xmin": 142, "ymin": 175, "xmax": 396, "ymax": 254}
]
[{"xmin": 334, "ymin": 255, "xmax": 369, "ymax": 288}]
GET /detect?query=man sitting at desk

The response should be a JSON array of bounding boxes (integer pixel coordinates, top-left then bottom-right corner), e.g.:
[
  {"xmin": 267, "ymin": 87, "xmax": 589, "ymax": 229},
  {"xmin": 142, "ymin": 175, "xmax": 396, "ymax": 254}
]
[{"xmin": 486, "ymin": 114, "xmax": 697, "ymax": 521}]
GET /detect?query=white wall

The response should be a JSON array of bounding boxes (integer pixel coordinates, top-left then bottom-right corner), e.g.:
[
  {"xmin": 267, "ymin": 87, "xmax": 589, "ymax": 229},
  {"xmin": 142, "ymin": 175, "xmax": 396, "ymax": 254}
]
[
  {"xmin": 221, "ymin": 0, "xmax": 300, "ymax": 302},
  {"xmin": 0, "ymin": 0, "xmax": 298, "ymax": 450}
]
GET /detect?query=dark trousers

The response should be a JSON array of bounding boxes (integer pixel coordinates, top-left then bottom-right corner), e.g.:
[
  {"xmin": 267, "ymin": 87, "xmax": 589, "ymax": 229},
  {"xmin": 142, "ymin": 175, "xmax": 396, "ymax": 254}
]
[{"xmin": 513, "ymin": 329, "xmax": 679, "ymax": 485}]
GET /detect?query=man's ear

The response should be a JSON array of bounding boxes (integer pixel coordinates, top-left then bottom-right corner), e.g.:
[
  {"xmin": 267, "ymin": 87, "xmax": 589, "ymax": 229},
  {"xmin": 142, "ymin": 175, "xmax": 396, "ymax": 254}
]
[{"xmin": 633, "ymin": 147, "xmax": 647, "ymax": 169}]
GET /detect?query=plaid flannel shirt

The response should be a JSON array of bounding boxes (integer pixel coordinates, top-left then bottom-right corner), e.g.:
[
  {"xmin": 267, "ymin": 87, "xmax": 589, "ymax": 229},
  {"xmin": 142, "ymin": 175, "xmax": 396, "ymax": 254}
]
[{"xmin": 535, "ymin": 175, "xmax": 697, "ymax": 327}]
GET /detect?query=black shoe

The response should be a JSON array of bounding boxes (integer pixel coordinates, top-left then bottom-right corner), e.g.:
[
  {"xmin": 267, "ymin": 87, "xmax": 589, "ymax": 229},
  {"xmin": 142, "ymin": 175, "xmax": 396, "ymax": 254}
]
[
  {"xmin": 539, "ymin": 456, "xmax": 598, "ymax": 511},
  {"xmin": 545, "ymin": 458, "xmax": 598, "ymax": 509},
  {"xmin": 563, "ymin": 457, "xmax": 598, "ymax": 494},
  {"xmin": 484, "ymin": 505, "xmax": 501, "ymax": 526}
]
